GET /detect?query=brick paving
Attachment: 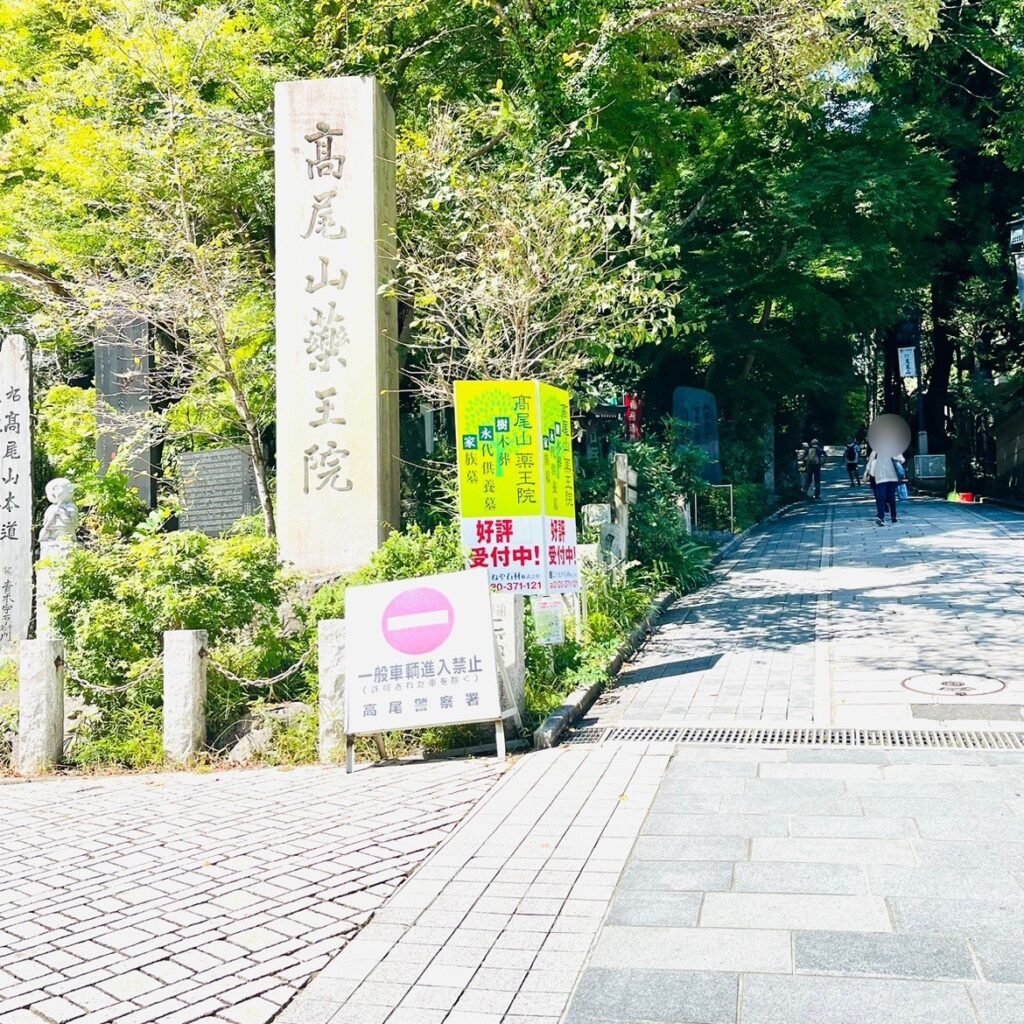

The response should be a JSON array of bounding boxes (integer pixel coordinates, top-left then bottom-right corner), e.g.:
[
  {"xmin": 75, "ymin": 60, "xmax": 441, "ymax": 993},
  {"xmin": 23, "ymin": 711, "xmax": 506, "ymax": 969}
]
[
  {"xmin": 0, "ymin": 759, "xmax": 502, "ymax": 1023},
  {"xmin": 589, "ymin": 467, "xmax": 1024, "ymax": 728}
]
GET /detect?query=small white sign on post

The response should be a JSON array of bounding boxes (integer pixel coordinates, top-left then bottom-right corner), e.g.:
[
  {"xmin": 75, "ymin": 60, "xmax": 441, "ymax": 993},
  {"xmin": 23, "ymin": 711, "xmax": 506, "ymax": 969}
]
[
  {"xmin": 898, "ymin": 346, "xmax": 917, "ymax": 378},
  {"xmin": 343, "ymin": 568, "xmax": 504, "ymax": 770},
  {"xmin": 531, "ymin": 596, "xmax": 565, "ymax": 646}
]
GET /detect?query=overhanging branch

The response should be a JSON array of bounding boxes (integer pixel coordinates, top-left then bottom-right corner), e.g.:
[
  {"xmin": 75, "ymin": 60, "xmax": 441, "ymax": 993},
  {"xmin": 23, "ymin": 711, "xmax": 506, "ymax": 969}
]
[{"xmin": 0, "ymin": 251, "xmax": 74, "ymax": 299}]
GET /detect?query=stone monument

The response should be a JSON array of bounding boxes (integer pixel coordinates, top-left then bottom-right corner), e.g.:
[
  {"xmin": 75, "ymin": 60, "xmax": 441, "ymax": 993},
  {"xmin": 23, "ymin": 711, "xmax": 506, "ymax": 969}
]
[
  {"xmin": 178, "ymin": 448, "xmax": 259, "ymax": 536},
  {"xmin": 35, "ymin": 479, "xmax": 80, "ymax": 637},
  {"xmin": 95, "ymin": 315, "xmax": 156, "ymax": 508},
  {"xmin": 274, "ymin": 76, "xmax": 400, "ymax": 574},
  {"xmin": 0, "ymin": 334, "xmax": 32, "ymax": 651},
  {"xmin": 673, "ymin": 386, "xmax": 721, "ymax": 483}
]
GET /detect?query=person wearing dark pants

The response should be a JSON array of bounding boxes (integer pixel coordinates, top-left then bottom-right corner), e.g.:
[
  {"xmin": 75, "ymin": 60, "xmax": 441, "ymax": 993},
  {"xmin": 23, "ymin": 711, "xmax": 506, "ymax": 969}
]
[
  {"xmin": 865, "ymin": 449, "xmax": 899, "ymax": 525},
  {"xmin": 804, "ymin": 438, "xmax": 824, "ymax": 500},
  {"xmin": 844, "ymin": 440, "xmax": 861, "ymax": 486},
  {"xmin": 874, "ymin": 480, "xmax": 897, "ymax": 525}
]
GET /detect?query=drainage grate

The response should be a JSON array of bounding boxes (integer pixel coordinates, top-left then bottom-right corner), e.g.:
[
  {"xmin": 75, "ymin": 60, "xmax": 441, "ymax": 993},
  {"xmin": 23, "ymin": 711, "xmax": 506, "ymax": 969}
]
[
  {"xmin": 563, "ymin": 725, "xmax": 1024, "ymax": 750},
  {"xmin": 563, "ymin": 727, "xmax": 606, "ymax": 745}
]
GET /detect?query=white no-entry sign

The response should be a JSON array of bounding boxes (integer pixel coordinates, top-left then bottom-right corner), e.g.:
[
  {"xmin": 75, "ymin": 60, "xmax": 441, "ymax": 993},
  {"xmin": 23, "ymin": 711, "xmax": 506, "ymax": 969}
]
[{"xmin": 344, "ymin": 568, "xmax": 501, "ymax": 737}]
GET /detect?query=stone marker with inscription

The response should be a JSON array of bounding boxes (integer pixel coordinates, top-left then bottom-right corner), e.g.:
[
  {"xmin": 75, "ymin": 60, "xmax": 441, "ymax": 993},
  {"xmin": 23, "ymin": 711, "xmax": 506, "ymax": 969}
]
[
  {"xmin": 274, "ymin": 76, "xmax": 400, "ymax": 575},
  {"xmin": 672, "ymin": 386, "xmax": 721, "ymax": 483},
  {"xmin": 179, "ymin": 448, "xmax": 259, "ymax": 536},
  {"xmin": 95, "ymin": 316, "xmax": 156, "ymax": 508},
  {"xmin": 0, "ymin": 335, "xmax": 32, "ymax": 652}
]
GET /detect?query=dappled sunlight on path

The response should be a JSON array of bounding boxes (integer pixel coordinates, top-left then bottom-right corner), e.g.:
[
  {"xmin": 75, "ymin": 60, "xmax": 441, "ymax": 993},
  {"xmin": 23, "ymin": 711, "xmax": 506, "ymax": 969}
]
[{"xmin": 588, "ymin": 465, "xmax": 1024, "ymax": 729}]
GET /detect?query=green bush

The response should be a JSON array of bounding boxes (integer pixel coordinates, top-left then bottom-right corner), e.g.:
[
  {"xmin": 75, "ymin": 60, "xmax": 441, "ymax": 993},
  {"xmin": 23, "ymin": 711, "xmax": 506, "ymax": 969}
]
[
  {"xmin": 523, "ymin": 559, "xmax": 671, "ymax": 726},
  {"xmin": 576, "ymin": 420, "xmax": 710, "ymax": 589},
  {"xmin": 306, "ymin": 522, "xmax": 465, "ymax": 626},
  {"xmin": 35, "ymin": 385, "xmax": 98, "ymax": 485},
  {"xmin": 247, "ymin": 704, "xmax": 320, "ymax": 766},
  {"xmin": 35, "ymin": 385, "xmax": 152, "ymax": 537},
  {"xmin": 733, "ymin": 483, "xmax": 778, "ymax": 532},
  {"xmin": 87, "ymin": 471, "xmax": 151, "ymax": 538},
  {"xmin": 71, "ymin": 704, "xmax": 164, "ymax": 771},
  {"xmin": 50, "ymin": 531, "xmax": 295, "ymax": 767}
]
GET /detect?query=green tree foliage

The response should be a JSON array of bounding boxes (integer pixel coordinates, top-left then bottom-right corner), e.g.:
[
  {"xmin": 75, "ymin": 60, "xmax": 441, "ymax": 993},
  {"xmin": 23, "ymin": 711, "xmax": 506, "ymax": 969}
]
[
  {"xmin": 50, "ymin": 532, "xmax": 289, "ymax": 696},
  {"xmin": 0, "ymin": 0, "xmax": 961, "ymax": 508},
  {"xmin": 867, "ymin": 0, "xmax": 1024, "ymax": 472}
]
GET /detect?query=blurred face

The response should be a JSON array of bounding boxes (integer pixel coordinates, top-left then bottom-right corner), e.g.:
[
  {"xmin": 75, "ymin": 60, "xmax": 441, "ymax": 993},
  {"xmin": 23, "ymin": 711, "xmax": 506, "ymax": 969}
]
[{"xmin": 867, "ymin": 415, "xmax": 910, "ymax": 458}]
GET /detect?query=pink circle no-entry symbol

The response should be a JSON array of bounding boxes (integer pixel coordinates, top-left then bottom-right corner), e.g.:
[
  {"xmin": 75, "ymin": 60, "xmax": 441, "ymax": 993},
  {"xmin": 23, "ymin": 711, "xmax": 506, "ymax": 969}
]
[{"xmin": 381, "ymin": 587, "xmax": 455, "ymax": 655}]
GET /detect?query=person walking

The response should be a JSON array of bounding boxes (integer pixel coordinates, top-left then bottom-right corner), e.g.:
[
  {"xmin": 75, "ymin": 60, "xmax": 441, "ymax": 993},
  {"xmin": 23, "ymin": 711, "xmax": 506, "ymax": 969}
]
[
  {"xmin": 843, "ymin": 439, "xmax": 861, "ymax": 486},
  {"xmin": 865, "ymin": 448, "xmax": 900, "ymax": 525},
  {"xmin": 804, "ymin": 438, "xmax": 824, "ymax": 500}
]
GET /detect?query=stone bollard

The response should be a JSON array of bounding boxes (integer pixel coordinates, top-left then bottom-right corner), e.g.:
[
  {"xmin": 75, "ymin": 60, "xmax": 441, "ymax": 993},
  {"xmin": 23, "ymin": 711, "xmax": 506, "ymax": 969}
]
[
  {"xmin": 18, "ymin": 639, "xmax": 65, "ymax": 774},
  {"xmin": 163, "ymin": 630, "xmax": 207, "ymax": 762},
  {"xmin": 318, "ymin": 619, "xmax": 346, "ymax": 764}
]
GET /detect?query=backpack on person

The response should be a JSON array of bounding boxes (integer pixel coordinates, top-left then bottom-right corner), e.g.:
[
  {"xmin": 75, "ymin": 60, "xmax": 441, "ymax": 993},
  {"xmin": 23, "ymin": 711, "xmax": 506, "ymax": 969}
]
[
  {"xmin": 806, "ymin": 445, "xmax": 820, "ymax": 467},
  {"xmin": 844, "ymin": 443, "xmax": 856, "ymax": 463}
]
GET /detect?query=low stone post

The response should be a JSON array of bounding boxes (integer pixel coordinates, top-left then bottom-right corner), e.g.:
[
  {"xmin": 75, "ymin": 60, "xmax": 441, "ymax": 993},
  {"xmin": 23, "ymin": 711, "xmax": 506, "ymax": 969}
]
[
  {"xmin": 163, "ymin": 630, "xmax": 207, "ymax": 762},
  {"xmin": 18, "ymin": 639, "xmax": 64, "ymax": 774},
  {"xmin": 318, "ymin": 619, "xmax": 346, "ymax": 764}
]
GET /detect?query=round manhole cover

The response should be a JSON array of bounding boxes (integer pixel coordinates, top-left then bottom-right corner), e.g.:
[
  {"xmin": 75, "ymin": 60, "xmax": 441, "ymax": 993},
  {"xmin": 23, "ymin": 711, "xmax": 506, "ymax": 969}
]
[{"xmin": 901, "ymin": 673, "xmax": 1006, "ymax": 697}]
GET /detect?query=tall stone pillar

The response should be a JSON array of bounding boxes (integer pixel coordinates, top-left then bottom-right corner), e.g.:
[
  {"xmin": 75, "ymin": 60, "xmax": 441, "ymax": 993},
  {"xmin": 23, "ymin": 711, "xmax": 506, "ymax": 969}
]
[
  {"xmin": 274, "ymin": 77, "xmax": 400, "ymax": 575},
  {"xmin": 0, "ymin": 334, "xmax": 32, "ymax": 652}
]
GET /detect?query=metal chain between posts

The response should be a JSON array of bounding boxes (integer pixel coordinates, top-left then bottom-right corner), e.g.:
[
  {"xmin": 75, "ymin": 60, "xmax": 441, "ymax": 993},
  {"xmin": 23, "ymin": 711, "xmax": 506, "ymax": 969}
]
[
  {"xmin": 61, "ymin": 646, "xmax": 314, "ymax": 695},
  {"xmin": 203, "ymin": 647, "xmax": 314, "ymax": 689},
  {"xmin": 60, "ymin": 659, "xmax": 136, "ymax": 694}
]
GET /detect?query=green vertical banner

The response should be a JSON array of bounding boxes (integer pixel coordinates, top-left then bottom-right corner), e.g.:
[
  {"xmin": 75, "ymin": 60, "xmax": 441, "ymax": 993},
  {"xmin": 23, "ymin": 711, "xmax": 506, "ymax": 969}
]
[
  {"xmin": 455, "ymin": 380, "xmax": 578, "ymax": 593},
  {"xmin": 539, "ymin": 383, "xmax": 579, "ymax": 593}
]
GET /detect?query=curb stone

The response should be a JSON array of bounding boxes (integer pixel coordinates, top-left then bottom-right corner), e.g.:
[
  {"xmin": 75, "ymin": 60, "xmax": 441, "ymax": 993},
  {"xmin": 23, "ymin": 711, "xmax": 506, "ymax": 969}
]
[{"xmin": 533, "ymin": 499, "xmax": 797, "ymax": 749}]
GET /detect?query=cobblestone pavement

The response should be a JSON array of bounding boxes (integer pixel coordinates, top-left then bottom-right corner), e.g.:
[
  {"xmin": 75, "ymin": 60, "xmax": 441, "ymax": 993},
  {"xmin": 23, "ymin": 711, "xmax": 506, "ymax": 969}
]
[
  {"xmin": 563, "ymin": 743, "xmax": 1024, "ymax": 1024},
  {"xmin": 0, "ymin": 759, "xmax": 502, "ymax": 1024},
  {"xmin": 588, "ymin": 466, "xmax": 1024, "ymax": 729}
]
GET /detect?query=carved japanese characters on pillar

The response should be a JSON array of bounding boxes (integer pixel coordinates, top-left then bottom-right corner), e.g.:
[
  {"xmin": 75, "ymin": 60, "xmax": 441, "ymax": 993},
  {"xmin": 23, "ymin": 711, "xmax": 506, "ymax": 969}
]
[
  {"xmin": 275, "ymin": 77, "xmax": 400, "ymax": 574},
  {"xmin": 0, "ymin": 334, "xmax": 32, "ymax": 651}
]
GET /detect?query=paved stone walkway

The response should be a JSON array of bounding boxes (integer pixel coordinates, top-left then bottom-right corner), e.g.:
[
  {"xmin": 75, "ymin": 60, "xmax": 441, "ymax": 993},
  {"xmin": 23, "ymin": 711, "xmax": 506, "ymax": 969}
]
[
  {"xmin": 0, "ymin": 759, "xmax": 502, "ymax": 1024},
  {"xmin": 284, "ymin": 740, "xmax": 1024, "ymax": 1024},
  {"xmin": 282, "ymin": 745, "xmax": 674, "ymax": 1024},
  {"xmin": 563, "ymin": 743, "xmax": 1024, "ymax": 1024},
  {"xmin": 8, "ymin": 466, "xmax": 1024, "ymax": 1024},
  {"xmin": 590, "ymin": 467, "xmax": 1024, "ymax": 729}
]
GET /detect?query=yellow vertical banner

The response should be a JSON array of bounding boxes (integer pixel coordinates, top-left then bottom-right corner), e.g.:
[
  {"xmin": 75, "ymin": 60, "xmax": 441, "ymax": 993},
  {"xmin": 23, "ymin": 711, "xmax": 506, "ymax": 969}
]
[
  {"xmin": 455, "ymin": 381, "xmax": 578, "ymax": 593},
  {"xmin": 455, "ymin": 380, "xmax": 544, "ymax": 592}
]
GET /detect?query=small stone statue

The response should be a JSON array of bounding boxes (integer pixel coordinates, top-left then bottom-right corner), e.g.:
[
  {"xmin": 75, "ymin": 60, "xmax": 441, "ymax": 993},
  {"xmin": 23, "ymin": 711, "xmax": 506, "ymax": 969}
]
[
  {"xmin": 35, "ymin": 479, "xmax": 80, "ymax": 639},
  {"xmin": 38, "ymin": 478, "xmax": 79, "ymax": 559}
]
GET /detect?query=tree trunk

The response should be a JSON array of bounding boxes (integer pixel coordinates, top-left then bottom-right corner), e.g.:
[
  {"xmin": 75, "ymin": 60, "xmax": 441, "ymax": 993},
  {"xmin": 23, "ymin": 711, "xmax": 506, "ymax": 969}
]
[
  {"xmin": 925, "ymin": 279, "xmax": 956, "ymax": 453},
  {"xmin": 882, "ymin": 326, "xmax": 901, "ymax": 413}
]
